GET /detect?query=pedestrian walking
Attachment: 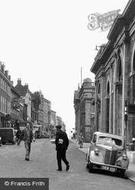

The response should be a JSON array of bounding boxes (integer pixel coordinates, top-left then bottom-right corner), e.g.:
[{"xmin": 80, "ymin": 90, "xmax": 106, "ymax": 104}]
[
  {"xmin": 23, "ymin": 122, "xmax": 33, "ymax": 161},
  {"xmin": 16, "ymin": 128, "xmax": 22, "ymax": 145},
  {"xmin": 55, "ymin": 125, "xmax": 70, "ymax": 171},
  {"xmin": 14, "ymin": 119, "xmax": 20, "ymax": 130},
  {"xmin": 78, "ymin": 133, "xmax": 83, "ymax": 148}
]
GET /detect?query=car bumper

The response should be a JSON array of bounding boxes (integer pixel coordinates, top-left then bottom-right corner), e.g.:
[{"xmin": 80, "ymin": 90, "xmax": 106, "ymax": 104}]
[{"xmin": 89, "ymin": 159, "xmax": 128, "ymax": 171}]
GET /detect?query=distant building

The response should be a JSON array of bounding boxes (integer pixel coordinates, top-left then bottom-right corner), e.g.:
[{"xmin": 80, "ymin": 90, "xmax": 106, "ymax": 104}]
[
  {"xmin": 36, "ymin": 92, "xmax": 43, "ymax": 127},
  {"xmin": 56, "ymin": 116, "xmax": 66, "ymax": 131},
  {"xmin": 0, "ymin": 62, "xmax": 13, "ymax": 127},
  {"xmin": 10, "ymin": 86, "xmax": 24, "ymax": 125},
  {"xmin": 15, "ymin": 79, "xmax": 31, "ymax": 122},
  {"xmin": 50, "ymin": 110, "xmax": 56, "ymax": 127},
  {"xmin": 43, "ymin": 96, "xmax": 51, "ymax": 132},
  {"xmin": 74, "ymin": 78, "xmax": 95, "ymax": 142},
  {"xmin": 49, "ymin": 110, "xmax": 56, "ymax": 137},
  {"xmin": 61, "ymin": 122, "xmax": 66, "ymax": 132},
  {"xmin": 35, "ymin": 91, "xmax": 51, "ymax": 132},
  {"xmin": 31, "ymin": 93, "xmax": 38, "ymax": 124},
  {"xmin": 56, "ymin": 116, "xmax": 62, "ymax": 126}
]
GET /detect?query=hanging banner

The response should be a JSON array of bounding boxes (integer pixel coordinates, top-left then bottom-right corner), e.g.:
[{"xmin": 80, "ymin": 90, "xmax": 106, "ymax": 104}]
[{"xmin": 87, "ymin": 9, "xmax": 120, "ymax": 31}]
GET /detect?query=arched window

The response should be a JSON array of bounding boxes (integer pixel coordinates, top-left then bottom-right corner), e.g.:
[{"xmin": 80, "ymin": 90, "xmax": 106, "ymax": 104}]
[
  {"xmin": 107, "ymin": 82, "xmax": 110, "ymax": 95},
  {"xmin": 117, "ymin": 55, "xmax": 122, "ymax": 81},
  {"xmin": 98, "ymin": 83, "xmax": 100, "ymax": 94}
]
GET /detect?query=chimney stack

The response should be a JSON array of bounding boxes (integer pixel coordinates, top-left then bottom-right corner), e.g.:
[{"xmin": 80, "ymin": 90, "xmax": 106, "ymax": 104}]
[{"xmin": 17, "ymin": 78, "xmax": 22, "ymax": 85}]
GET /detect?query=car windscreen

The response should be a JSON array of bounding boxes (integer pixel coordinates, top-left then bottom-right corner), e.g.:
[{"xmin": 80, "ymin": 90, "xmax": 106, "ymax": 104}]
[{"xmin": 97, "ymin": 136, "xmax": 122, "ymax": 147}]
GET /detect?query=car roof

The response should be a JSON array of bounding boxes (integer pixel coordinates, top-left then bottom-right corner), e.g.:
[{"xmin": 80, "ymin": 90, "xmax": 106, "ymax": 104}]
[{"xmin": 93, "ymin": 131, "xmax": 124, "ymax": 140}]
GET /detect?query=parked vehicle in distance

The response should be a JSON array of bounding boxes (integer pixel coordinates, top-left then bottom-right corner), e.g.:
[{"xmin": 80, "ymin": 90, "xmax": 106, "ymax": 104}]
[
  {"xmin": 33, "ymin": 124, "xmax": 43, "ymax": 139},
  {"xmin": 50, "ymin": 134, "xmax": 56, "ymax": 144},
  {"xmin": 0, "ymin": 128, "xmax": 16, "ymax": 145},
  {"xmin": 86, "ymin": 131, "xmax": 129, "ymax": 177},
  {"xmin": 50, "ymin": 138, "xmax": 55, "ymax": 144},
  {"xmin": 40, "ymin": 132, "xmax": 49, "ymax": 138},
  {"xmin": 35, "ymin": 131, "xmax": 50, "ymax": 139}
]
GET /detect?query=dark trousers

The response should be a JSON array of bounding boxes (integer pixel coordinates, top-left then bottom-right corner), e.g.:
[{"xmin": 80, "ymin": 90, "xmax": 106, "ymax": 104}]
[
  {"xmin": 24, "ymin": 142, "xmax": 31, "ymax": 159},
  {"xmin": 57, "ymin": 149, "xmax": 69, "ymax": 170},
  {"xmin": 17, "ymin": 138, "xmax": 21, "ymax": 145}
]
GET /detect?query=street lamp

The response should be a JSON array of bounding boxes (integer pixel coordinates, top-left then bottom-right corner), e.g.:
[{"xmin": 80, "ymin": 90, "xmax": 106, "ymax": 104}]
[
  {"xmin": 124, "ymin": 100, "xmax": 128, "ymax": 149},
  {"xmin": 124, "ymin": 100, "xmax": 128, "ymax": 122}
]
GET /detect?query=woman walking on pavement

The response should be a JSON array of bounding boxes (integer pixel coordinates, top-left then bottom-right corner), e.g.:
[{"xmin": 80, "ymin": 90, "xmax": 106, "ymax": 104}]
[{"xmin": 23, "ymin": 122, "xmax": 33, "ymax": 161}]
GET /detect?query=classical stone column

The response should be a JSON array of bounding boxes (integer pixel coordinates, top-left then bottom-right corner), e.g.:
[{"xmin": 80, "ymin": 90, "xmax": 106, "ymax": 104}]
[
  {"xmin": 95, "ymin": 80, "xmax": 99, "ymax": 131},
  {"xmin": 122, "ymin": 32, "xmax": 130, "ymax": 138}
]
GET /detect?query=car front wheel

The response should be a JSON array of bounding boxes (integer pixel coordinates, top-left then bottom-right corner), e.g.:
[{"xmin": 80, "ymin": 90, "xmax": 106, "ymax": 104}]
[
  {"xmin": 88, "ymin": 162, "xmax": 94, "ymax": 173},
  {"xmin": 117, "ymin": 169, "xmax": 126, "ymax": 178}
]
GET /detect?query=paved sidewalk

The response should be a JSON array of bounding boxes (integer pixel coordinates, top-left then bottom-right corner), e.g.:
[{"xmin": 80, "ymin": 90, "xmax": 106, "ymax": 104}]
[{"xmin": 70, "ymin": 139, "xmax": 135, "ymax": 183}]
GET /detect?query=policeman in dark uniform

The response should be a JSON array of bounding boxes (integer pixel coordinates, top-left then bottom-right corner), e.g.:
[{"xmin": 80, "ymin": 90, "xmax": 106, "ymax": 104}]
[{"xmin": 55, "ymin": 125, "xmax": 70, "ymax": 171}]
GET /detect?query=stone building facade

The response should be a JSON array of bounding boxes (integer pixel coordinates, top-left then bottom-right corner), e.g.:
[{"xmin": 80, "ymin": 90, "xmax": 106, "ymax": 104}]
[
  {"xmin": 36, "ymin": 92, "xmax": 51, "ymax": 133},
  {"xmin": 49, "ymin": 110, "xmax": 56, "ymax": 137},
  {"xmin": 0, "ymin": 63, "xmax": 12, "ymax": 127},
  {"xmin": 50, "ymin": 110, "xmax": 56, "ymax": 127},
  {"xmin": 56, "ymin": 116, "xmax": 62, "ymax": 126},
  {"xmin": 74, "ymin": 78, "xmax": 95, "ymax": 142},
  {"xmin": 56, "ymin": 116, "xmax": 66, "ymax": 131},
  {"xmin": 10, "ymin": 86, "xmax": 24, "ymax": 124},
  {"xmin": 43, "ymin": 97, "xmax": 51, "ymax": 132},
  {"xmin": 31, "ymin": 96, "xmax": 38, "ymax": 124},
  {"xmin": 91, "ymin": 0, "xmax": 135, "ymax": 143}
]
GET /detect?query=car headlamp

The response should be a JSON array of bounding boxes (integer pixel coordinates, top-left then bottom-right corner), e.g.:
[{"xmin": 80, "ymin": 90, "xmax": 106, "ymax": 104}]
[
  {"xmin": 122, "ymin": 154, "xmax": 128, "ymax": 160},
  {"xmin": 94, "ymin": 148, "xmax": 99, "ymax": 155}
]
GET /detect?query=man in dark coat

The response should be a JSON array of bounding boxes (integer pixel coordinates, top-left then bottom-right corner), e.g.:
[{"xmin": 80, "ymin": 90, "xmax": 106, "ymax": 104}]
[
  {"xmin": 55, "ymin": 125, "xmax": 70, "ymax": 171},
  {"xmin": 23, "ymin": 122, "xmax": 33, "ymax": 161}
]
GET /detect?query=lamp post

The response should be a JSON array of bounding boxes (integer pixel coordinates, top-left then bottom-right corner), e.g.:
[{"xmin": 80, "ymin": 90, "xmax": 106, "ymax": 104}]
[{"xmin": 124, "ymin": 100, "xmax": 128, "ymax": 149}]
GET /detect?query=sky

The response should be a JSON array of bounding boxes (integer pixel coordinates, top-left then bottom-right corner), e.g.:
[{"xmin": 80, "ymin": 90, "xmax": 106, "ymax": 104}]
[{"xmin": 0, "ymin": 0, "xmax": 129, "ymax": 136}]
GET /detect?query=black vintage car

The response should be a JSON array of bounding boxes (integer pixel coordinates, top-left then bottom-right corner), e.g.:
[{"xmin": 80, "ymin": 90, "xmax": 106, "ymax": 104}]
[{"xmin": 0, "ymin": 128, "xmax": 16, "ymax": 145}]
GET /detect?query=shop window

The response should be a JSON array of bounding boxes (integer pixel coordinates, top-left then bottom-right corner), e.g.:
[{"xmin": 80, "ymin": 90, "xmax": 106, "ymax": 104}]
[
  {"xmin": 116, "ymin": 54, "xmax": 122, "ymax": 82},
  {"xmin": 118, "ymin": 59, "xmax": 122, "ymax": 81}
]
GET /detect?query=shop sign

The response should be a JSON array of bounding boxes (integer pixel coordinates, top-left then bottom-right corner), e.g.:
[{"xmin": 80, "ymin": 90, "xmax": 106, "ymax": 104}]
[{"xmin": 87, "ymin": 9, "xmax": 120, "ymax": 31}]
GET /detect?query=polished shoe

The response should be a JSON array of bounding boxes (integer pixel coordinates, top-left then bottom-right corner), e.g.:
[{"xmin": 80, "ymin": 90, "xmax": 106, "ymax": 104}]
[
  {"xmin": 56, "ymin": 169, "xmax": 62, "ymax": 171},
  {"xmin": 66, "ymin": 164, "xmax": 70, "ymax": 171},
  {"xmin": 25, "ymin": 158, "xmax": 30, "ymax": 161}
]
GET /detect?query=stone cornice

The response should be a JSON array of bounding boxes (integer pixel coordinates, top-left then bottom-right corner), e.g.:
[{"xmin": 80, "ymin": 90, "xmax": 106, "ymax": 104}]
[
  {"xmin": 107, "ymin": 16, "xmax": 125, "ymax": 42},
  {"xmin": 91, "ymin": 41, "xmax": 113, "ymax": 74}
]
